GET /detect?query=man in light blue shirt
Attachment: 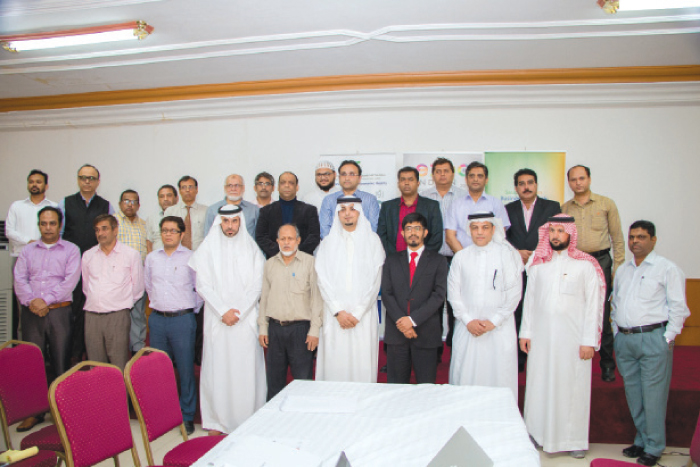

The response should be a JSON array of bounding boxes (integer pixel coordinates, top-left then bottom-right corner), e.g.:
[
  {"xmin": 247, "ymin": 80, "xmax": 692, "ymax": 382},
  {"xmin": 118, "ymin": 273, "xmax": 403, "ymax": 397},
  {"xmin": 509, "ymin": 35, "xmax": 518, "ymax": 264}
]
[
  {"xmin": 319, "ymin": 160, "xmax": 380, "ymax": 238},
  {"xmin": 611, "ymin": 220, "xmax": 690, "ymax": 467},
  {"xmin": 205, "ymin": 174, "xmax": 259, "ymax": 238},
  {"xmin": 444, "ymin": 161, "xmax": 510, "ymax": 253}
]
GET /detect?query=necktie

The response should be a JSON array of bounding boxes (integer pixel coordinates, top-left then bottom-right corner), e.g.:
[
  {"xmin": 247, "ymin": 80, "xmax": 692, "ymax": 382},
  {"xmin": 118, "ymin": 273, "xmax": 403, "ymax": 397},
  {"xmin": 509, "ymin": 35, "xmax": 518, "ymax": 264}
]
[
  {"xmin": 182, "ymin": 205, "xmax": 193, "ymax": 250},
  {"xmin": 409, "ymin": 251, "xmax": 418, "ymax": 286}
]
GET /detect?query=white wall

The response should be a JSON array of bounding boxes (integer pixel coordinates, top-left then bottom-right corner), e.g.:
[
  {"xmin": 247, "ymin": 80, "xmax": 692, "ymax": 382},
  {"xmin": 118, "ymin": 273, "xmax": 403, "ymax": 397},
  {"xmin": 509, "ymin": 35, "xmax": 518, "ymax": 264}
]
[{"xmin": 2, "ymin": 83, "xmax": 699, "ymax": 275}]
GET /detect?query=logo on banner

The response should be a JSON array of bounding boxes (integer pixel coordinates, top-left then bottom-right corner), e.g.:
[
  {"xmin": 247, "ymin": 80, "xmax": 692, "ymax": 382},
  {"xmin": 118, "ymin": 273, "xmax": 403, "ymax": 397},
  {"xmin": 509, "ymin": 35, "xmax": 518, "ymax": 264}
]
[
  {"xmin": 416, "ymin": 164, "xmax": 429, "ymax": 177},
  {"xmin": 457, "ymin": 164, "xmax": 468, "ymax": 177}
]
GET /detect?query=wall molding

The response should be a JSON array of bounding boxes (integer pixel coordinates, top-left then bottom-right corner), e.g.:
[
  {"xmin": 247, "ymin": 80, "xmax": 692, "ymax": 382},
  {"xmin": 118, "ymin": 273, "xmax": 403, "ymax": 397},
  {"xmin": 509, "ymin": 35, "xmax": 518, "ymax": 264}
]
[
  {"xmin": 2, "ymin": 81, "xmax": 699, "ymax": 130},
  {"xmin": 0, "ymin": 0, "xmax": 165, "ymax": 17}
]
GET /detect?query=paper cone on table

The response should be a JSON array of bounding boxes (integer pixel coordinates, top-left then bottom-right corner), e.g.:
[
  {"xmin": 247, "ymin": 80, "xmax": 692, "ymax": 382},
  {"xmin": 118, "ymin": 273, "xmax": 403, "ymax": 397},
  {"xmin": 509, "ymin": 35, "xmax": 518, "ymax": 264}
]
[
  {"xmin": 0, "ymin": 446, "xmax": 40, "ymax": 464},
  {"xmin": 427, "ymin": 426, "xmax": 493, "ymax": 467}
]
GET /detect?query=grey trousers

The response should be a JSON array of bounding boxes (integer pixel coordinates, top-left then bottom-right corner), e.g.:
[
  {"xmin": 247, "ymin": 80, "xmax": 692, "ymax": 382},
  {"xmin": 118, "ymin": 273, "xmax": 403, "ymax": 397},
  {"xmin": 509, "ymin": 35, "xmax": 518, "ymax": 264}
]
[
  {"xmin": 129, "ymin": 292, "xmax": 148, "ymax": 352},
  {"xmin": 614, "ymin": 326, "xmax": 673, "ymax": 457},
  {"xmin": 21, "ymin": 305, "xmax": 72, "ymax": 380},
  {"xmin": 85, "ymin": 309, "xmax": 131, "ymax": 370}
]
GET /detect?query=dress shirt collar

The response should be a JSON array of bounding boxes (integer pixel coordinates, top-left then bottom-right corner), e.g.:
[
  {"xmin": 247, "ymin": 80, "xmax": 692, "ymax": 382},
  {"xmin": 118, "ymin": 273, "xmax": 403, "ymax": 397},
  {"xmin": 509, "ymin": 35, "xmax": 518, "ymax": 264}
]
[
  {"xmin": 521, "ymin": 197, "xmax": 538, "ymax": 211},
  {"xmin": 466, "ymin": 191, "xmax": 487, "ymax": 203},
  {"xmin": 630, "ymin": 251, "xmax": 658, "ymax": 268},
  {"xmin": 400, "ymin": 196, "xmax": 418, "ymax": 207},
  {"xmin": 406, "ymin": 245, "xmax": 425, "ymax": 263},
  {"xmin": 36, "ymin": 239, "xmax": 65, "ymax": 250},
  {"xmin": 117, "ymin": 211, "xmax": 142, "ymax": 224},
  {"xmin": 98, "ymin": 240, "xmax": 127, "ymax": 257},
  {"xmin": 22, "ymin": 197, "xmax": 51, "ymax": 206},
  {"xmin": 572, "ymin": 191, "xmax": 599, "ymax": 207},
  {"xmin": 274, "ymin": 251, "xmax": 301, "ymax": 265},
  {"xmin": 155, "ymin": 243, "xmax": 190, "ymax": 256}
]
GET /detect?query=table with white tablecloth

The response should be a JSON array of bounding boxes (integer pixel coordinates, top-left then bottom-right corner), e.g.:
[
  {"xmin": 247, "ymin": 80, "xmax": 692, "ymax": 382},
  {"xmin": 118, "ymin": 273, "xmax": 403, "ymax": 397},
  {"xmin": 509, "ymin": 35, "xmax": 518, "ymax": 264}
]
[{"xmin": 193, "ymin": 380, "xmax": 540, "ymax": 467}]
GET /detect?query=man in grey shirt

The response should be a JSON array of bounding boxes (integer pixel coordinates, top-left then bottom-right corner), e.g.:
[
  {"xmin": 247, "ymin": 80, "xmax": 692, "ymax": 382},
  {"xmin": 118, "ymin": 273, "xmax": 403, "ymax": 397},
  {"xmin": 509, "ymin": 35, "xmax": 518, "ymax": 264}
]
[{"xmin": 205, "ymin": 174, "xmax": 259, "ymax": 237}]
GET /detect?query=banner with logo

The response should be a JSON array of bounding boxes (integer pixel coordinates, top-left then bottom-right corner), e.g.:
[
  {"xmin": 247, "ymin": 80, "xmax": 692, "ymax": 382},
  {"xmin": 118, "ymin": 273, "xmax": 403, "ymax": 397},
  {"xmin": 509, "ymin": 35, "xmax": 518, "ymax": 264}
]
[
  {"xmin": 402, "ymin": 152, "xmax": 484, "ymax": 192},
  {"xmin": 321, "ymin": 153, "xmax": 398, "ymax": 203},
  {"xmin": 484, "ymin": 151, "xmax": 566, "ymax": 205}
]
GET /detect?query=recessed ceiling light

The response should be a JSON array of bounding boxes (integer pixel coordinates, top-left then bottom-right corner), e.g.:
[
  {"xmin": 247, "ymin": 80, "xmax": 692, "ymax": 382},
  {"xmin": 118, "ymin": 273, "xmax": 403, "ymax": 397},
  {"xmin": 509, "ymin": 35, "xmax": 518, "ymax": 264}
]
[{"xmin": 619, "ymin": 0, "xmax": 700, "ymax": 11}]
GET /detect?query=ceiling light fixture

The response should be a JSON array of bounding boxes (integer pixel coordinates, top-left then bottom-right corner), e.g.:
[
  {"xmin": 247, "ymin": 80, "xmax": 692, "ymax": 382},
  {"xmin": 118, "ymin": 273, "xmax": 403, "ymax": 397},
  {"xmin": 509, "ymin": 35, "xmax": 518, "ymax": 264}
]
[
  {"xmin": 618, "ymin": 0, "xmax": 700, "ymax": 10},
  {"xmin": 1, "ymin": 21, "xmax": 153, "ymax": 53}
]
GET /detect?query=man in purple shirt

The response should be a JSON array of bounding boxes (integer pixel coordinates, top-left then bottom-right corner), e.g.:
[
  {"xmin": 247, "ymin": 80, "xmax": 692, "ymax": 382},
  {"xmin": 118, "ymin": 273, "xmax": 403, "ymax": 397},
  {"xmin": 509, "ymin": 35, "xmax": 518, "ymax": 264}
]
[
  {"xmin": 14, "ymin": 206, "xmax": 81, "ymax": 430},
  {"xmin": 144, "ymin": 216, "xmax": 202, "ymax": 435}
]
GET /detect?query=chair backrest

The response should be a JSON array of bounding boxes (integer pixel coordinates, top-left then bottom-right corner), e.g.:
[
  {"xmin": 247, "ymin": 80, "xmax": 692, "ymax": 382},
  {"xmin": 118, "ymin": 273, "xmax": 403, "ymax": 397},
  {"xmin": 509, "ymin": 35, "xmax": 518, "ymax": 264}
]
[
  {"xmin": 690, "ymin": 409, "xmax": 700, "ymax": 465},
  {"xmin": 0, "ymin": 340, "xmax": 49, "ymax": 425},
  {"xmin": 50, "ymin": 362, "xmax": 139, "ymax": 467},
  {"xmin": 125, "ymin": 348, "xmax": 183, "ymax": 442}
]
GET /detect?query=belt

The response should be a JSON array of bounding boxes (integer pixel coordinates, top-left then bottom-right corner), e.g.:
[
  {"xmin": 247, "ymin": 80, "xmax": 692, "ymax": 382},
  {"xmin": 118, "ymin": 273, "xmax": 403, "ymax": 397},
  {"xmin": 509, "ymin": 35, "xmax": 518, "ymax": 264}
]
[
  {"xmin": 48, "ymin": 301, "xmax": 72, "ymax": 310},
  {"xmin": 152, "ymin": 309, "xmax": 194, "ymax": 317},
  {"xmin": 618, "ymin": 321, "xmax": 667, "ymax": 335},
  {"xmin": 588, "ymin": 248, "xmax": 611, "ymax": 258},
  {"xmin": 269, "ymin": 318, "xmax": 310, "ymax": 327}
]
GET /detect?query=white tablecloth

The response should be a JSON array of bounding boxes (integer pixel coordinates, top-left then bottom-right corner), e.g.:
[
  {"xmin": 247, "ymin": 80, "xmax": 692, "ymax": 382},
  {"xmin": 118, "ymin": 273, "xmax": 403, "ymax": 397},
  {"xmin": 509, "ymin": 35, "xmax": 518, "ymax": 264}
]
[{"xmin": 193, "ymin": 380, "xmax": 540, "ymax": 467}]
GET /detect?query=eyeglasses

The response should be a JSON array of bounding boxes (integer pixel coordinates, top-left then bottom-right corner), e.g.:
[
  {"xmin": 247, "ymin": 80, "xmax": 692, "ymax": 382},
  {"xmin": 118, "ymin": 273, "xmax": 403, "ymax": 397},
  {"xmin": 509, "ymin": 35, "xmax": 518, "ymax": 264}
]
[
  {"xmin": 339, "ymin": 172, "xmax": 359, "ymax": 178},
  {"xmin": 78, "ymin": 176, "xmax": 98, "ymax": 182},
  {"xmin": 161, "ymin": 229, "xmax": 181, "ymax": 234},
  {"xmin": 255, "ymin": 182, "xmax": 272, "ymax": 187},
  {"xmin": 180, "ymin": 185, "xmax": 196, "ymax": 191},
  {"xmin": 225, "ymin": 184, "xmax": 243, "ymax": 190},
  {"xmin": 316, "ymin": 172, "xmax": 334, "ymax": 177},
  {"xmin": 404, "ymin": 226, "xmax": 423, "ymax": 233},
  {"xmin": 121, "ymin": 200, "xmax": 139, "ymax": 206}
]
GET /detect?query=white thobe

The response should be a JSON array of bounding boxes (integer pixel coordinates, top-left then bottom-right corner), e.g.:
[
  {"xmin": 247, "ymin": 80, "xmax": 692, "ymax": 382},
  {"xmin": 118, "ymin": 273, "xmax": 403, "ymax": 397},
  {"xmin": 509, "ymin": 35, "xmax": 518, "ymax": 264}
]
[
  {"xmin": 520, "ymin": 250, "xmax": 602, "ymax": 453},
  {"xmin": 447, "ymin": 241, "xmax": 522, "ymax": 401},
  {"xmin": 195, "ymin": 244, "xmax": 266, "ymax": 433},
  {"xmin": 316, "ymin": 231, "xmax": 383, "ymax": 382},
  {"xmin": 303, "ymin": 185, "xmax": 339, "ymax": 212}
]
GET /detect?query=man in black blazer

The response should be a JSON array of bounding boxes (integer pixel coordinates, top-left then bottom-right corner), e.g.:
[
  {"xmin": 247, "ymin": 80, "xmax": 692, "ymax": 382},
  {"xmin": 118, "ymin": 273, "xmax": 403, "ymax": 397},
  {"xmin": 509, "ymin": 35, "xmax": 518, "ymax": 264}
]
[
  {"xmin": 382, "ymin": 212, "xmax": 448, "ymax": 384},
  {"xmin": 505, "ymin": 168, "xmax": 561, "ymax": 370},
  {"xmin": 255, "ymin": 171, "xmax": 320, "ymax": 258},
  {"xmin": 377, "ymin": 166, "xmax": 443, "ymax": 255}
]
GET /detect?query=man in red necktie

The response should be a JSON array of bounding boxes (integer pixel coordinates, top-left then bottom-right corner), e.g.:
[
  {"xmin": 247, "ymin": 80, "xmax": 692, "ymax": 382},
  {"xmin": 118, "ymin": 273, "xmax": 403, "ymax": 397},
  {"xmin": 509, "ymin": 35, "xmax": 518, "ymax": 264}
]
[{"xmin": 381, "ymin": 212, "xmax": 448, "ymax": 384}]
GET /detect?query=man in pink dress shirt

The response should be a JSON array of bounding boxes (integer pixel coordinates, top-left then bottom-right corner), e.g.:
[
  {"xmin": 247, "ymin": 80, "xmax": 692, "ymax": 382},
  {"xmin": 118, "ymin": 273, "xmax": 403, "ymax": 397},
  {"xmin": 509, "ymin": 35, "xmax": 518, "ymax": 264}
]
[{"xmin": 81, "ymin": 214, "xmax": 144, "ymax": 370}]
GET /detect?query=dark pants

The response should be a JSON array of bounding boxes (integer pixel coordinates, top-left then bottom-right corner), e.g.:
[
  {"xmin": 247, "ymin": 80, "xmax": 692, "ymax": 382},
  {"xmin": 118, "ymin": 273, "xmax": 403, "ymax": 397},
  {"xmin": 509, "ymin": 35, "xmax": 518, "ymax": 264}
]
[
  {"xmin": 386, "ymin": 343, "xmax": 438, "ymax": 384},
  {"xmin": 21, "ymin": 305, "xmax": 72, "ymax": 381},
  {"xmin": 194, "ymin": 306, "xmax": 204, "ymax": 365},
  {"xmin": 592, "ymin": 251, "xmax": 615, "ymax": 371},
  {"xmin": 266, "ymin": 320, "xmax": 314, "ymax": 401},
  {"xmin": 149, "ymin": 311, "xmax": 197, "ymax": 421},
  {"xmin": 514, "ymin": 271, "xmax": 528, "ymax": 370},
  {"xmin": 70, "ymin": 280, "xmax": 87, "ymax": 361},
  {"xmin": 444, "ymin": 256, "xmax": 455, "ymax": 347}
]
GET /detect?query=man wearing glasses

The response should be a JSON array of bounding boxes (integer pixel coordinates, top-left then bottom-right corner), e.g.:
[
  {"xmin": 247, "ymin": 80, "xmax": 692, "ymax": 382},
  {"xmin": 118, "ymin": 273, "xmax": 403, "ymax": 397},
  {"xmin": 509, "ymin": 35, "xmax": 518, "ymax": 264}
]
[
  {"xmin": 252, "ymin": 172, "xmax": 276, "ymax": 208},
  {"xmin": 144, "ymin": 216, "xmax": 202, "ymax": 435},
  {"xmin": 319, "ymin": 160, "xmax": 380, "ymax": 238},
  {"xmin": 59, "ymin": 164, "xmax": 115, "ymax": 364},
  {"xmin": 116, "ymin": 189, "xmax": 148, "ymax": 353},
  {"xmin": 164, "ymin": 175, "xmax": 207, "ymax": 251},
  {"xmin": 302, "ymin": 160, "xmax": 339, "ymax": 212},
  {"xmin": 204, "ymin": 174, "xmax": 259, "ymax": 237}
]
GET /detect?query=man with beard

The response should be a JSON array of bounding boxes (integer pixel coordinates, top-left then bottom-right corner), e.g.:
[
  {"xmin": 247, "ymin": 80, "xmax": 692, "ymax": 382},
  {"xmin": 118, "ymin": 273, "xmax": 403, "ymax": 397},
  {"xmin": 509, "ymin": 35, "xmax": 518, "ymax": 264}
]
[
  {"xmin": 381, "ymin": 212, "xmax": 448, "ymax": 384},
  {"xmin": 189, "ymin": 205, "xmax": 266, "ymax": 434},
  {"xmin": 146, "ymin": 184, "xmax": 178, "ymax": 253},
  {"xmin": 315, "ymin": 197, "xmax": 385, "ymax": 382},
  {"xmin": 519, "ymin": 214, "xmax": 605, "ymax": 458},
  {"xmin": 205, "ymin": 174, "xmax": 259, "ymax": 237},
  {"xmin": 448, "ymin": 212, "xmax": 523, "ymax": 401},
  {"xmin": 303, "ymin": 160, "xmax": 339, "ymax": 212}
]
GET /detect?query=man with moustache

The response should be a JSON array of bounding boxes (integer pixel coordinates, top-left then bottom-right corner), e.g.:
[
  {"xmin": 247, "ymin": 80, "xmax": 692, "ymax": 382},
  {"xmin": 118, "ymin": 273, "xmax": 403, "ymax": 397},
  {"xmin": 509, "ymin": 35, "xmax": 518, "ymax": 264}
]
[
  {"xmin": 252, "ymin": 172, "xmax": 275, "ymax": 208},
  {"xmin": 164, "ymin": 176, "xmax": 207, "ymax": 251},
  {"xmin": 505, "ymin": 169, "xmax": 560, "ymax": 371},
  {"xmin": 303, "ymin": 160, "xmax": 340, "ymax": 212},
  {"xmin": 205, "ymin": 174, "xmax": 259, "ymax": 237},
  {"xmin": 381, "ymin": 213, "xmax": 448, "ymax": 384},
  {"xmin": 13, "ymin": 206, "xmax": 80, "ymax": 431},
  {"xmin": 6, "ymin": 170, "xmax": 57, "ymax": 344},
  {"xmin": 258, "ymin": 224, "xmax": 323, "ymax": 400},
  {"xmin": 315, "ymin": 197, "xmax": 385, "ymax": 382},
  {"xmin": 60, "ymin": 164, "xmax": 115, "ymax": 363},
  {"xmin": 81, "ymin": 214, "xmax": 144, "ymax": 370},
  {"xmin": 189, "ymin": 205, "xmax": 266, "ymax": 434},
  {"xmin": 562, "ymin": 165, "xmax": 625, "ymax": 382},
  {"xmin": 519, "ymin": 214, "xmax": 605, "ymax": 458},
  {"xmin": 255, "ymin": 172, "xmax": 320, "ymax": 259},
  {"xmin": 448, "ymin": 212, "xmax": 523, "ymax": 401},
  {"xmin": 146, "ymin": 184, "xmax": 178, "ymax": 253}
]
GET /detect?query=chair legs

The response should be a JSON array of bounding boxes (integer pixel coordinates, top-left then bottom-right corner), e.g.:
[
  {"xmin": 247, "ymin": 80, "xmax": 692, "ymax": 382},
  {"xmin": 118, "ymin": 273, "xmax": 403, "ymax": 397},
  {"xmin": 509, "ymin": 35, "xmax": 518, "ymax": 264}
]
[{"xmin": 56, "ymin": 451, "xmax": 65, "ymax": 467}]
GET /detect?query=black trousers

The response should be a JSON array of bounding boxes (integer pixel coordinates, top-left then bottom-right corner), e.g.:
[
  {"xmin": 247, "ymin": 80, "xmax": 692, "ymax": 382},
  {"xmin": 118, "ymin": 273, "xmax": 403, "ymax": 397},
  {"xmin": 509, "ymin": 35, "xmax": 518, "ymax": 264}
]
[
  {"xmin": 70, "ymin": 280, "xmax": 87, "ymax": 361},
  {"xmin": 266, "ymin": 320, "xmax": 314, "ymax": 401},
  {"xmin": 386, "ymin": 343, "xmax": 438, "ymax": 384},
  {"xmin": 514, "ymin": 271, "xmax": 528, "ymax": 369},
  {"xmin": 443, "ymin": 256, "xmax": 455, "ymax": 347},
  {"xmin": 592, "ymin": 251, "xmax": 615, "ymax": 371},
  {"xmin": 22, "ymin": 305, "xmax": 72, "ymax": 381}
]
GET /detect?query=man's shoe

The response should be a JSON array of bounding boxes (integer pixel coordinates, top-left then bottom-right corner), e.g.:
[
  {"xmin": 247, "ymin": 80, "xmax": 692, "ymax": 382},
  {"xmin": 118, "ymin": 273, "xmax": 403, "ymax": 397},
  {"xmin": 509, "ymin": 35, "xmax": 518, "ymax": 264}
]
[
  {"xmin": 622, "ymin": 445, "xmax": 645, "ymax": 458},
  {"xmin": 636, "ymin": 453, "xmax": 660, "ymax": 466},
  {"xmin": 602, "ymin": 368, "xmax": 616, "ymax": 382},
  {"xmin": 184, "ymin": 421, "xmax": 195, "ymax": 436},
  {"xmin": 569, "ymin": 451, "xmax": 586, "ymax": 459},
  {"xmin": 16, "ymin": 414, "xmax": 44, "ymax": 432},
  {"xmin": 379, "ymin": 365, "xmax": 387, "ymax": 373}
]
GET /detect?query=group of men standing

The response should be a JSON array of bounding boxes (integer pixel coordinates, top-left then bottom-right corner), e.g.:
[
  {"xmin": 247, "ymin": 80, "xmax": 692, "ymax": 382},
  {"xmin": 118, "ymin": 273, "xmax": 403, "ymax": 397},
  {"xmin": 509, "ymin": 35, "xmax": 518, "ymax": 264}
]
[{"xmin": 6, "ymin": 157, "xmax": 690, "ymax": 466}]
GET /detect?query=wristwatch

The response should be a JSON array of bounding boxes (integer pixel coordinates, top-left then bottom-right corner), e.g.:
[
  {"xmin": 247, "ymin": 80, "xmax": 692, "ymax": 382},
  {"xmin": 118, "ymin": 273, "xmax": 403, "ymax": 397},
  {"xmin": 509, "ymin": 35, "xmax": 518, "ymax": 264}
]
[{"xmin": 665, "ymin": 337, "xmax": 675, "ymax": 349}]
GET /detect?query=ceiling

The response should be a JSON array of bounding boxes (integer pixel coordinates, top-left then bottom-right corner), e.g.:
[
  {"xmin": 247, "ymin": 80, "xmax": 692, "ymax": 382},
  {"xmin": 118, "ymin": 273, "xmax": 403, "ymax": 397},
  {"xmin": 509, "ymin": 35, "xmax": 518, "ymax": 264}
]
[{"xmin": 1, "ymin": 0, "xmax": 699, "ymax": 100}]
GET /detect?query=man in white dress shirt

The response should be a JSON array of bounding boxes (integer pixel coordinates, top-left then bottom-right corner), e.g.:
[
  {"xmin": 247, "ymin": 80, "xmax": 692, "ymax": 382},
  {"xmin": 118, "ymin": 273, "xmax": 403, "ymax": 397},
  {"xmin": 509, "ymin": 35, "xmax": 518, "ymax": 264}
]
[{"xmin": 611, "ymin": 220, "xmax": 690, "ymax": 467}]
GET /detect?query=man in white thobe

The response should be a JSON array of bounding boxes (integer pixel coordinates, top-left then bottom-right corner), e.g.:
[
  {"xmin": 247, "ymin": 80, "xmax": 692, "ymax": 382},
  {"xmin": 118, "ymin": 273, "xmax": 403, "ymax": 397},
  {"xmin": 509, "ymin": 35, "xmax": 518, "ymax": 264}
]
[
  {"xmin": 519, "ymin": 214, "xmax": 605, "ymax": 458},
  {"xmin": 448, "ymin": 212, "xmax": 523, "ymax": 401},
  {"xmin": 315, "ymin": 197, "xmax": 385, "ymax": 382},
  {"xmin": 188, "ymin": 204, "xmax": 266, "ymax": 434}
]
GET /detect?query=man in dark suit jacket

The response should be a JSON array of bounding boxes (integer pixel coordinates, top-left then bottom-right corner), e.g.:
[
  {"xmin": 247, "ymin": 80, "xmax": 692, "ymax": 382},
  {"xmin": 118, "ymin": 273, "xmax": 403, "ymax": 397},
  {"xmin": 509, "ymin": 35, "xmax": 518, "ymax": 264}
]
[
  {"xmin": 382, "ymin": 212, "xmax": 448, "ymax": 384},
  {"xmin": 505, "ymin": 168, "xmax": 561, "ymax": 370},
  {"xmin": 255, "ymin": 171, "xmax": 320, "ymax": 258},
  {"xmin": 378, "ymin": 166, "xmax": 443, "ymax": 255}
]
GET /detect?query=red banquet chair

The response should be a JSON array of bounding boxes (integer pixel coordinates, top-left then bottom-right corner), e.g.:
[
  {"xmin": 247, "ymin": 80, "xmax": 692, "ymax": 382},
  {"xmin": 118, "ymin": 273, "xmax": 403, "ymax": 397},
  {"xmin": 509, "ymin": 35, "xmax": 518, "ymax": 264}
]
[
  {"xmin": 0, "ymin": 340, "xmax": 65, "ymax": 465},
  {"xmin": 124, "ymin": 348, "xmax": 223, "ymax": 467},
  {"xmin": 49, "ymin": 361, "xmax": 154, "ymax": 467},
  {"xmin": 0, "ymin": 450, "xmax": 58, "ymax": 467}
]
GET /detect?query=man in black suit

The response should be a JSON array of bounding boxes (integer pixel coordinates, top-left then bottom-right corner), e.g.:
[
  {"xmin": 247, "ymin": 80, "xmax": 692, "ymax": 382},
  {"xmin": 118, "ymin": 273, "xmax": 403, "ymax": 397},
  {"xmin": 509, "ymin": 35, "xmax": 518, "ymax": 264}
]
[
  {"xmin": 377, "ymin": 166, "xmax": 443, "ymax": 255},
  {"xmin": 505, "ymin": 168, "xmax": 560, "ymax": 371},
  {"xmin": 382, "ymin": 212, "xmax": 448, "ymax": 384},
  {"xmin": 255, "ymin": 171, "xmax": 320, "ymax": 258}
]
